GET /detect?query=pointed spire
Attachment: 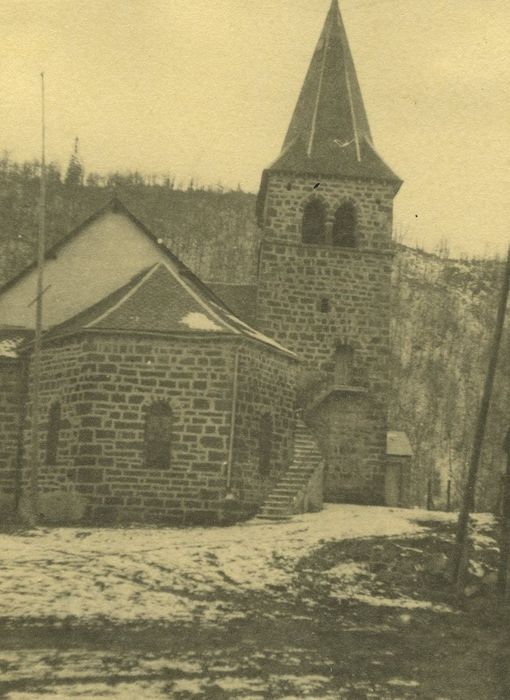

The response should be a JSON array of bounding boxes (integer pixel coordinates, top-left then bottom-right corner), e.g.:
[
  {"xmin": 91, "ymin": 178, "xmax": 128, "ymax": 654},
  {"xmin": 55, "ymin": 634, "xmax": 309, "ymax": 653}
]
[{"xmin": 268, "ymin": 0, "xmax": 399, "ymax": 182}]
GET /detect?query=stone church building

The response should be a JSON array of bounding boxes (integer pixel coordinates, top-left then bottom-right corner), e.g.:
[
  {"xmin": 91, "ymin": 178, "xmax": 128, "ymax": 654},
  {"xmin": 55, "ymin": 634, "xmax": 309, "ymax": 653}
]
[{"xmin": 0, "ymin": 0, "xmax": 411, "ymax": 524}]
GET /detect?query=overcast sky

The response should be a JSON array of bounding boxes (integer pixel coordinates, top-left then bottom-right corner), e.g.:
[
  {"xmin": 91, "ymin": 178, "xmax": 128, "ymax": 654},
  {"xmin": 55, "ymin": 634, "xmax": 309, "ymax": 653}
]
[{"xmin": 1, "ymin": 0, "xmax": 509, "ymax": 257}]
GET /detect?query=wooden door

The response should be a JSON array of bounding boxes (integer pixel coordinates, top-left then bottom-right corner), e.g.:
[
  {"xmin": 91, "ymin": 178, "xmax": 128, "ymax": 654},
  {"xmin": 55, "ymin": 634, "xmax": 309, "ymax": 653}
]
[{"xmin": 385, "ymin": 464, "xmax": 401, "ymax": 507}]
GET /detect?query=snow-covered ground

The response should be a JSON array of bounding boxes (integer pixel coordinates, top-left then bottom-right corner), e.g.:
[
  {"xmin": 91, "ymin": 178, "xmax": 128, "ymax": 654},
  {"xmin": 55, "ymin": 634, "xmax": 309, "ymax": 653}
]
[
  {"xmin": 0, "ymin": 505, "xmax": 501, "ymax": 700},
  {"xmin": 0, "ymin": 505, "xmax": 466, "ymax": 623}
]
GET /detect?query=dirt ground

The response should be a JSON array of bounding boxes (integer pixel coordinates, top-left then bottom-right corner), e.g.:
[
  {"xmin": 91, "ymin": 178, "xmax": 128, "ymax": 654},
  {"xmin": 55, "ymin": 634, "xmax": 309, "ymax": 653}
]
[{"xmin": 0, "ymin": 510, "xmax": 509, "ymax": 699}]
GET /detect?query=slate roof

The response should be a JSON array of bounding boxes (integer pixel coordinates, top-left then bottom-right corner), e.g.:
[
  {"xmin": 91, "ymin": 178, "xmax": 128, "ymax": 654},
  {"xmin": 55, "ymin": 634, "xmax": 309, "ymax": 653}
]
[
  {"xmin": 42, "ymin": 262, "xmax": 297, "ymax": 359},
  {"xmin": 1, "ymin": 198, "xmax": 296, "ymax": 358},
  {"xmin": 208, "ymin": 283, "xmax": 258, "ymax": 326},
  {"xmin": 258, "ymin": 0, "xmax": 400, "ymax": 194},
  {"xmin": 269, "ymin": 136, "xmax": 399, "ymax": 182}
]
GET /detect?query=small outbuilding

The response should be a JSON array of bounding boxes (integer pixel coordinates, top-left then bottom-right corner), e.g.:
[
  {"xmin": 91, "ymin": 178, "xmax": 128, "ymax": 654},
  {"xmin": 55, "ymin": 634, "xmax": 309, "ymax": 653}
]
[{"xmin": 385, "ymin": 431, "xmax": 413, "ymax": 508}]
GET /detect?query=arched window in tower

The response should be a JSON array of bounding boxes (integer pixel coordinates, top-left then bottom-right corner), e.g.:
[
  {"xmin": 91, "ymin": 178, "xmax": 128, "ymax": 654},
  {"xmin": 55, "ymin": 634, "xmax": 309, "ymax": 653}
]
[
  {"xmin": 145, "ymin": 402, "xmax": 173, "ymax": 469},
  {"xmin": 259, "ymin": 413, "xmax": 273, "ymax": 477},
  {"xmin": 334, "ymin": 345, "xmax": 354, "ymax": 385},
  {"xmin": 332, "ymin": 202, "xmax": 357, "ymax": 247},
  {"xmin": 46, "ymin": 401, "xmax": 61, "ymax": 465},
  {"xmin": 302, "ymin": 199, "xmax": 326, "ymax": 244}
]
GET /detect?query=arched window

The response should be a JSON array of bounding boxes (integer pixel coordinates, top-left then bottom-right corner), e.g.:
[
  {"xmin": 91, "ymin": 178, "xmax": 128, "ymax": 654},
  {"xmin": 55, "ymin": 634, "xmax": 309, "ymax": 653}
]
[
  {"xmin": 332, "ymin": 202, "xmax": 357, "ymax": 247},
  {"xmin": 145, "ymin": 402, "xmax": 173, "ymax": 468},
  {"xmin": 334, "ymin": 345, "xmax": 354, "ymax": 385},
  {"xmin": 46, "ymin": 401, "xmax": 61, "ymax": 465},
  {"xmin": 302, "ymin": 199, "xmax": 326, "ymax": 244},
  {"xmin": 259, "ymin": 413, "xmax": 273, "ymax": 477}
]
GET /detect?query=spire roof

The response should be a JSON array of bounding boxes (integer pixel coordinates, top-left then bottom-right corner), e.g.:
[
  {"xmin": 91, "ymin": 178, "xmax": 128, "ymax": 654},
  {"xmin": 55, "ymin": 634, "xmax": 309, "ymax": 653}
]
[{"xmin": 267, "ymin": 0, "xmax": 399, "ymax": 182}]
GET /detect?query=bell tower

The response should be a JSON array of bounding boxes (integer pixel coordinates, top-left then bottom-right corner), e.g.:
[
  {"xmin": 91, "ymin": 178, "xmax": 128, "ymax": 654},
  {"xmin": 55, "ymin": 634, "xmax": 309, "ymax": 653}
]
[{"xmin": 255, "ymin": 0, "xmax": 403, "ymax": 504}]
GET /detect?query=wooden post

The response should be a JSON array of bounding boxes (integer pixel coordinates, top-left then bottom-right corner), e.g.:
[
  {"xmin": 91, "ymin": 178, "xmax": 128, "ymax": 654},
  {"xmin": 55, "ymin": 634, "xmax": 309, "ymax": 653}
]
[
  {"xmin": 226, "ymin": 345, "xmax": 241, "ymax": 494},
  {"xmin": 28, "ymin": 73, "xmax": 46, "ymax": 522},
  {"xmin": 427, "ymin": 478, "xmax": 433, "ymax": 511},
  {"xmin": 498, "ymin": 429, "xmax": 510, "ymax": 600},
  {"xmin": 452, "ymin": 246, "xmax": 510, "ymax": 593}
]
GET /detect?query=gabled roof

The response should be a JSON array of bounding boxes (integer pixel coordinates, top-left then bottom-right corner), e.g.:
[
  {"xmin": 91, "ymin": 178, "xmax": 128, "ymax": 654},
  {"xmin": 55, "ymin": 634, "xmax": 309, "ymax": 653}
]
[
  {"xmin": 0, "ymin": 197, "xmax": 202, "ymax": 298},
  {"xmin": 0, "ymin": 196, "xmax": 276, "ymax": 333},
  {"xmin": 2, "ymin": 198, "xmax": 297, "ymax": 358},
  {"xmin": 41, "ymin": 261, "xmax": 297, "ymax": 359},
  {"xmin": 261, "ymin": 0, "xmax": 400, "ymax": 183}
]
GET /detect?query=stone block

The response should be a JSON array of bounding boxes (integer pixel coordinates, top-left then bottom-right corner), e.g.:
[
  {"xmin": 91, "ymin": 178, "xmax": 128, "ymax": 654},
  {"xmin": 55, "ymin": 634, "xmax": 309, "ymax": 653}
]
[
  {"xmin": 77, "ymin": 468, "xmax": 104, "ymax": 483},
  {"xmin": 201, "ymin": 436, "xmax": 224, "ymax": 449}
]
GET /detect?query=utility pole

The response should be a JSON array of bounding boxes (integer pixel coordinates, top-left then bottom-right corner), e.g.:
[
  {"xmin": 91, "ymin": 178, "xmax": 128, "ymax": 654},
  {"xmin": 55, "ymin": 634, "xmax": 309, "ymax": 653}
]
[
  {"xmin": 498, "ymin": 429, "xmax": 510, "ymax": 600},
  {"xmin": 452, "ymin": 246, "xmax": 510, "ymax": 594},
  {"xmin": 28, "ymin": 72, "xmax": 46, "ymax": 522},
  {"xmin": 446, "ymin": 440, "xmax": 453, "ymax": 512}
]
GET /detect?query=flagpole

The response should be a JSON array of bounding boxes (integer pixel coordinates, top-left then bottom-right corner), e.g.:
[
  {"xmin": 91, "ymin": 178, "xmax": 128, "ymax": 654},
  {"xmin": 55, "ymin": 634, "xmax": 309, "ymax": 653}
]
[{"xmin": 28, "ymin": 72, "xmax": 46, "ymax": 522}]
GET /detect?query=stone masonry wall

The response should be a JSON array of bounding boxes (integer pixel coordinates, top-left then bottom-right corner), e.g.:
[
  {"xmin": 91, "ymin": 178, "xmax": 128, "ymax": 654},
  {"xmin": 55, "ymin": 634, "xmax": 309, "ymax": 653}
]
[
  {"xmin": 233, "ymin": 343, "xmax": 297, "ymax": 514},
  {"xmin": 0, "ymin": 359, "xmax": 24, "ymax": 505},
  {"xmin": 22, "ymin": 334, "xmax": 236, "ymax": 524},
  {"xmin": 257, "ymin": 172, "xmax": 395, "ymax": 383},
  {"xmin": 22, "ymin": 338, "xmax": 87, "ymax": 499},
  {"xmin": 308, "ymin": 393, "xmax": 386, "ymax": 505},
  {"xmin": 21, "ymin": 333, "xmax": 297, "ymax": 524},
  {"xmin": 257, "ymin": 240, "xmax": 392, "ymax": 390},
  {"xmin": 257, "ymin": 172, "xmax": 397, "ymax": 505},
  {"xmin": 260, "ymin": 173, "xmax": 398, "ymax": 251}
]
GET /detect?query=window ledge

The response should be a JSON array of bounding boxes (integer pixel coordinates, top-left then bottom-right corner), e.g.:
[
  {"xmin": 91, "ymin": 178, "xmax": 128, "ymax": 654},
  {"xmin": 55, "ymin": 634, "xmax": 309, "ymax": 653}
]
[
  {"xmin": 300, "ymin": 242, "xmax": 359, "ymax": 250},
  {"xmin": 304, "ymin": 384, "xmax": 369, "ymax": 413},
  {"xmin": 331, "ymin": 384, "xmax": 368, "ymax": 394}
]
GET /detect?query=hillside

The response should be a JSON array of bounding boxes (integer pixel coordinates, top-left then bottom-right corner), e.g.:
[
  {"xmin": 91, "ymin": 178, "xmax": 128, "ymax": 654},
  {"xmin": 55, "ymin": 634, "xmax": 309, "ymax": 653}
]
[
  {"xmin": 0, "ymin": 157, "xmax": 508, "ymax": 510},
  {"xmin": 390, "ymin": 247, "xmax": 509, "ymax": 509},
  {"xmin": 0, "ymin": 157, "xmax": 260, "ymax": 287}
]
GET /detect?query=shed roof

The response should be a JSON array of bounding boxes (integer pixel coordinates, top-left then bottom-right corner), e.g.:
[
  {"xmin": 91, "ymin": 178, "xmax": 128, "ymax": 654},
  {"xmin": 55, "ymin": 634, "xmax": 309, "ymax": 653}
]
[{"xmin": 386, "ymin": 431, "xmax": 413, "ymax": 457}]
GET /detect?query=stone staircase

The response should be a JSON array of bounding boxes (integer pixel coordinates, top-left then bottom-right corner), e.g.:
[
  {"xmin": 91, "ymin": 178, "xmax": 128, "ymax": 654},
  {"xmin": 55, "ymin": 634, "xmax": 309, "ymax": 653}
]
[{"xmin": 256, "ymin": 420, "xmax": 324, "ymax": 521}]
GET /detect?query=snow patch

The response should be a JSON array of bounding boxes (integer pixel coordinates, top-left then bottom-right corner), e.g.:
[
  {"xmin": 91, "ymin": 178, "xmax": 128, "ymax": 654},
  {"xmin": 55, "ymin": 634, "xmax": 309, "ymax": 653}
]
[
  {"xmin": 179, "ymin": 311, "xmax": 223, "ymax": 331},
  {"xmin": 340, "ymin": 594, "xmax": 454, "ymax": 613},
  {"xmin": 328, "ymin": 562, "xmax": 368, "ymax": 581},
  {"xmin": 0, "ymin": 337, "xmax": 24, "ymax": 358},
  {"xmin": 0, "ymin": 505, "xmax": 482, "ymax": 624},
  {"xmin": 172, "ymin": 678, "xmax": 205, "ymax": 694},
  {"xmin": 387, "ymin": 678, "xmax": 420, "ymax": 688}
]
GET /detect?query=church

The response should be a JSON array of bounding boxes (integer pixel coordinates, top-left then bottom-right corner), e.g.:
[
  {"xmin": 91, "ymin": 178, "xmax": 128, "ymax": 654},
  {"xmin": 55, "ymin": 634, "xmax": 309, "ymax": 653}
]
[{"xmin": 0, "ymin": 0, "xmax": 412, "ymax": 524}]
